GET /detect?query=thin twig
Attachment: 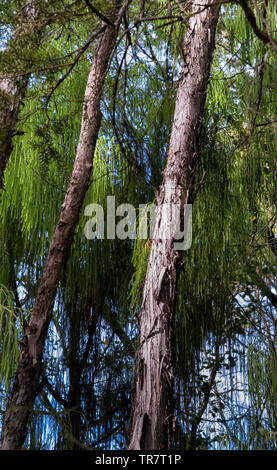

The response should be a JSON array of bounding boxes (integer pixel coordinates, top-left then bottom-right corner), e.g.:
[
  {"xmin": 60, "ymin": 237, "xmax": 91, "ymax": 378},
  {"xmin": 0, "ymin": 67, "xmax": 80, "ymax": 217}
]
[{"xmin": 45, "ymin": 25, "xmax": 106, "ymax": 110}]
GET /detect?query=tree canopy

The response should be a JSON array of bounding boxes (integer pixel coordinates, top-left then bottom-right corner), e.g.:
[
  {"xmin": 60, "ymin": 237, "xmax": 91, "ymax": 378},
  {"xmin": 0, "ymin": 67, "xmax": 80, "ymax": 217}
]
[{"xmin": 0, "ymin": 0, "xmax": 276, "ymax": 450}]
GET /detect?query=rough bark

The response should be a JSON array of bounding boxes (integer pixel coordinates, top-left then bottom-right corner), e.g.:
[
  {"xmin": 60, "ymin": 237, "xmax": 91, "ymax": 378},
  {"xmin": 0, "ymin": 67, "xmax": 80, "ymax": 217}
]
[
  {"xmin": 128, "ymin": 0, "xmax": 220, "ymax": 450},
  {"xmin": 0, "ymin": 0, "xmax": 40, "ymax": 189},
  {"xmin": 0, "ymin": 1, "xmax": 125, "ymax": 450}
]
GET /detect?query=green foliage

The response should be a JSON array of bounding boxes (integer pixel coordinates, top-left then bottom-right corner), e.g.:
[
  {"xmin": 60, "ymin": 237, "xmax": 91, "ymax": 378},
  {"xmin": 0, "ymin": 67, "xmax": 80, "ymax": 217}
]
[
  {"xmin": 0, "ymin": 0, "xmax": 277, "ymax": 450},
  {"xmin": 0, "ymin": 284, "xmax": 23, "ymax": 387},
  {"xmin": 128, "ymin": 202, "xmax": 155, "ymax": 309}
]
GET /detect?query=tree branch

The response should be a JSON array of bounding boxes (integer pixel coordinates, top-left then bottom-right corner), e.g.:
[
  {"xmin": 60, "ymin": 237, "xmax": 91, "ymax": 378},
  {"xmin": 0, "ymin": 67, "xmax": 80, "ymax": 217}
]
[
  {"xmin": 250, "ymin": 271, "xmax": 277, "ymax": 308},
  {"xmin": 84, "ymin": 0, "xmax": 114, "ymax": 26},
  {"xmin": 238, "ymin": 0, "xmax": 277, "ymax": 49},
  {"xmin": 45, "ymin": 25, "xmax": 106, "ymax": 109},
  {"xmin": 44, "ymin": 377, "xmax": 69, "ymax": 408}
]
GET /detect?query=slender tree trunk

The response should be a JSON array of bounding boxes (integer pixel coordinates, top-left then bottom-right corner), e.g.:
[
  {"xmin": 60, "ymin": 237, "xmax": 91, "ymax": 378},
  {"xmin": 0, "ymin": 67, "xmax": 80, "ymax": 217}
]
[
  {"xmin": 128, "ymin": 0, "xmax": 220, "ymax": 450},
  {"xmin": 0, "ymin": 0, "xmax": 39, "ymax": 189},
  {"xmin": 65, "ymin": 307, "xmax": 82, "ymax": 449},
  {"xmin": 0, "ymin": 0, "xmax": 126, "ymax": 450},
  {"xmin": 66, "ymin": 371, "xmax": 82, "ymax": 449}
]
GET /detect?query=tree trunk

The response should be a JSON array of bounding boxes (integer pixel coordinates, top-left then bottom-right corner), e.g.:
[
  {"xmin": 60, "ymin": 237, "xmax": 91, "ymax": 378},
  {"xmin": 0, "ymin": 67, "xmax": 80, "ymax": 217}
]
[
  {"xmin": 128, "ymin": 0, "xmax": 220, "ymax": 450},
  {"xmin": 65, "ymin": 308, "xmax": 82, "ymax": 449},
  {"xmin": 0, "ymin": 0, "xmax": 39, "ymax": 189},
  {"xmin": 0, "ymin": 0, "xmax": 125, "ymax": 450}
]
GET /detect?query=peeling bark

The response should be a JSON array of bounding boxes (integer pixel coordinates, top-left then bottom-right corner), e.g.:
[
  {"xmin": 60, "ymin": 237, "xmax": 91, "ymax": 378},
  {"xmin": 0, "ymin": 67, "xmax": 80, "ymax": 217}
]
[
  {"xmin": 0, "ymin": 1, "xmax": 126, "ymax": 450},
  {"xmin": 128, "ymin": 0, "xmax": 220, "ymax": 450}
]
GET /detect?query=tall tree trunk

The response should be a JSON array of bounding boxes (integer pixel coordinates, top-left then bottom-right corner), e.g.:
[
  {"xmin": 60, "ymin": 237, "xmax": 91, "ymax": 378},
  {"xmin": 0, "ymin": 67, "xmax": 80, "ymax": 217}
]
[
  {"xmin": 128, "ymin": 0, "xmax": 220, "ymax": 450},
  {"xmin": 0, "ymin": 0, "xmax": 39, "ymax": 189},
  {"xmin": 0, "ymin": 0, "xmax": 126, "ymax": 450}
]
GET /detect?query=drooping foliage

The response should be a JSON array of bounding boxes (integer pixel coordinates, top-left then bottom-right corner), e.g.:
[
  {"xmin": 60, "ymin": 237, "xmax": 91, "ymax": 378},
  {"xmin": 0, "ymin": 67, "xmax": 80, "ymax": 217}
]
[{"xmin": 0, "ymin": 0, "xmax": 276, "ymax": 450}]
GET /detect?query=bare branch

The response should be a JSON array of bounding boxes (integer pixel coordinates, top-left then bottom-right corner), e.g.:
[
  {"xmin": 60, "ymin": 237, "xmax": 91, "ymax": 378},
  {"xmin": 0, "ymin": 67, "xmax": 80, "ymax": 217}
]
[{"xmin": 84, "ymin": 0, "xmax": 114, "ymax": 26}]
